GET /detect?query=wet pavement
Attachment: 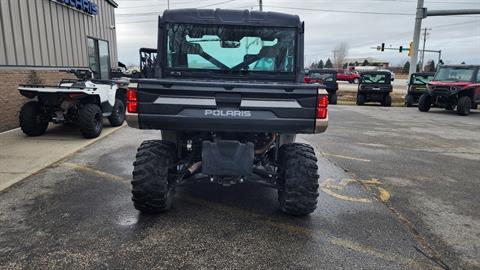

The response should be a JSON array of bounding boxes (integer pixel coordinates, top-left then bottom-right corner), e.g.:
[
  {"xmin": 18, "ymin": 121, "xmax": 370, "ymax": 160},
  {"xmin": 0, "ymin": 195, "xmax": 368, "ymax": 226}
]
[
  {"xmin": 0, "ymin": 124, "xmax": 445, "ymax": 269},
  {"xmin": 303, "ymin": 105, "xmax": 480, "ymax": 270}
]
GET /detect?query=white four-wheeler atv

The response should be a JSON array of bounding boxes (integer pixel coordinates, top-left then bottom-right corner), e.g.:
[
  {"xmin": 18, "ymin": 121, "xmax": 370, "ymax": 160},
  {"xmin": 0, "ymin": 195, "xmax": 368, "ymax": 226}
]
[{"xmin": 18, "ymin": 70, "xmax": 127, "ymax": 138}]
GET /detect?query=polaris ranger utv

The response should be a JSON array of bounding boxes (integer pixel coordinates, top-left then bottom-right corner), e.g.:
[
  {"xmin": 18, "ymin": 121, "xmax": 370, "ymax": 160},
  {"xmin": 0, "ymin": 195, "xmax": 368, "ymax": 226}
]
[
  {"xmin": 404, "ymin": 72, "xmax": 435, "ymax": 107},
  {"xmin": 418, "ymin": 65, "xmax": 480, "ymax": 115},
  {"xmin": 304, "ymin": 69, "xmax": 338, "ymax": 104},
  {"xmin": 356, "ymin": 71, "xmax": 392, "ymax": 106},
  {"xmin": 126, "ymin": 9, "xmax": 329, "ymax": 216}
]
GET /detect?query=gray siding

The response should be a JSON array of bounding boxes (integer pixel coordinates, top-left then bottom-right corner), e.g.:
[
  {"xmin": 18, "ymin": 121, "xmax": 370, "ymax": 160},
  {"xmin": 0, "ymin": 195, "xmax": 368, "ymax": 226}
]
[{"xmin": 0, "ymin": 0, "xmax": 117, "ymax": 68}]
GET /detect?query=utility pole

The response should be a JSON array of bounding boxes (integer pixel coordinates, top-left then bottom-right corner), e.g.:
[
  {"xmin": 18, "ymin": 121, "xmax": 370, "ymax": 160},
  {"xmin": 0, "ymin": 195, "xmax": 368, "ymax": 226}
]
[
  {"xmin": 409, "ymin": 1, "xmax": 480, "ymax": 77},
  {"xmin": 409, "ymin": 0, "xmax": 424, "ymax": 75},
  {"xmin": 259, "ymin": 0, "xmax": 263, "ymax": 11},
  {"xmin": 167, "ymin": 0, "xmax": 170, "ymax": 9},
  {"xmin": 420, "ymin": 27, "xmax": 431, "ymax": 71}
]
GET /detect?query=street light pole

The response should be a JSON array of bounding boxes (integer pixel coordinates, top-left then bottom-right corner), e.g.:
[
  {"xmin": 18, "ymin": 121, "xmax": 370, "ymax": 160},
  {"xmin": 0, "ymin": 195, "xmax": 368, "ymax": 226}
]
[
  {"xmin": 259, "ymin": 0, "xmax": 263, "ymax": 11},
  {"xmin": 167, "ymin": 0, "xmax": 170, "ymax": 9},
  {"xmin": 409, "ymin": 1, "xmax": 480, "ymax": 76},
  {"xmin": 428, "ymin": 9, "xmax": 480, "ymax": 16},
  {"xmin": 409, "ymin": 0, "xmax": 424, "ymax": 76}
]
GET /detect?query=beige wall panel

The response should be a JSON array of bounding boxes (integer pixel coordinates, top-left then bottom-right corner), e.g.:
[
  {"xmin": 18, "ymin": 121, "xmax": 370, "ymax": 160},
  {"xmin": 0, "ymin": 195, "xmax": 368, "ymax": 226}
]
[
  {"xmin": 0, "ymin": 0, "xmax": 117, "ymax": 68},
  {"xmin": 63, "ymin": 8, "xmax": 73, "ymax": 66},
  {"xmin": 50, "ymin": 2, "xmax": 63, "ymax": 65},
  {"xmin": 18, "ymin": 0, "xmax": 34, "ymax": 65},
  {"xmin": 0, "ymin": 0, "xmax": 16, "ymax": 65},
  {"xmin": 27, "ymin": 0, "xmax": 42, "ymax": 66},
  {"xmin": 0, "ymin": 0, "xmax": 8, "ymax": 64},
  {"xmin": 67, "ymin": 9, "xmax": 78, "ymax": 66},
  {"xmin": 9, "ymin": 0, "xmax": 25, "ymax": 65},
  {"xmin": 35, "ymin": 0, "xmax": 50, "ymax": 65},
  {"xmin": 43, "ymin": 0, "xmax": 56, "ymax": 66}
]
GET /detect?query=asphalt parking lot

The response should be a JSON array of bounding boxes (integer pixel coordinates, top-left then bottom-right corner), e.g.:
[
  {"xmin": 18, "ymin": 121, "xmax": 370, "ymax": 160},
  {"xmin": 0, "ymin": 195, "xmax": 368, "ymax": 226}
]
[
  {"xmin": 304, "ymin": 106, "xmax": 480, "ymax": 269},
  {"xmin": 0, "ymin": 106, "xmax": 478, "ymax": 269}
]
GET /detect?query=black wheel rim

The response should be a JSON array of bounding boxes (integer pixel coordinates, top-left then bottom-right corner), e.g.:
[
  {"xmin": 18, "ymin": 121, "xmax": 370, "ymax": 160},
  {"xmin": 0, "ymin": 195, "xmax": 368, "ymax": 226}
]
[
  {"xmin": 118, "ymin": 104, "xmax": 125, "ymax": 119},
  {"xmin": 95, "ymin": 113, "xmax": 102, "ymax": 130}
]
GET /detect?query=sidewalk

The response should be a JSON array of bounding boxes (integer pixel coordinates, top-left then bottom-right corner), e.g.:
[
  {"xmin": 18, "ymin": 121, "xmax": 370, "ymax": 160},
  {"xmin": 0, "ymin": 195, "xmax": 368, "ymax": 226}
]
[{"xmin": 0, "ymin": 123, "xmax": 124, "ymax": 192}]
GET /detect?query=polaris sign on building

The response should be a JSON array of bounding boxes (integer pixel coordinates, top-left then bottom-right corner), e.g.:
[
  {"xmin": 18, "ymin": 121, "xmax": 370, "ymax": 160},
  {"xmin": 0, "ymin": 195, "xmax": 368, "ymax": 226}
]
[
  {"xmin": 0, "ymin": 0, "xmax": 119, "ymax": 132},
  {"xmin": 53, "ymin": 0, "xmax": 99, "ymax": 15}
]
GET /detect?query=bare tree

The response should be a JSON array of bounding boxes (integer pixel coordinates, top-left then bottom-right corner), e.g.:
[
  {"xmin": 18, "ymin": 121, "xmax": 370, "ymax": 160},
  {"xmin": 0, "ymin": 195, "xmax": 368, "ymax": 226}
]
[{"xmin": 332, "ymin": 42, "xmax": 349, "ymax": 68}]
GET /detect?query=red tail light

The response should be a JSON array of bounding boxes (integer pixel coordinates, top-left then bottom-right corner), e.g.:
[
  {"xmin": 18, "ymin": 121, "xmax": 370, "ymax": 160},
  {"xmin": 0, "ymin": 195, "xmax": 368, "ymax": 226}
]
[
  {"xmin": 67, "ymin": 92, "xmax": 85, "ymax": 99},
  {"xmin": 304, "ymin": 76, "xmax": 312, "ymax": 83},
  {"xmin": 316, "ymin": 95, "xmax": 328, "ymax": 119},
  {"xmin": 127, "ymin": 88, "xmax": 138, "ymax": 113}
]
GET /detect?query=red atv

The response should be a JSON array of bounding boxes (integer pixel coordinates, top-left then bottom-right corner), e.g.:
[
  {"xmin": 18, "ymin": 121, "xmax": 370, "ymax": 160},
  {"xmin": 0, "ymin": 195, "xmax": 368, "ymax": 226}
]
[{"xmin": 418, "ymin": 65, "xmax": 480, "ymax": 115}]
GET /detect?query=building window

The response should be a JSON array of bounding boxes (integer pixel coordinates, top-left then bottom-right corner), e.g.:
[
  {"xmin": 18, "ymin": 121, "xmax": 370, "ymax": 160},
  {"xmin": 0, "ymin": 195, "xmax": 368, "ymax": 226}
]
[{"xmin": 87, "ymin": 38, "xmax": 110, "ymax": 80}]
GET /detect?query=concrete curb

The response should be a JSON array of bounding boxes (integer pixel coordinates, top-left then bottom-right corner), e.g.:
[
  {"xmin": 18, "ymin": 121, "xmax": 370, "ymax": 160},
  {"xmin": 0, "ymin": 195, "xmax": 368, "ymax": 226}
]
[{"xmin": 0, "ymin": 124, "xmax": 126, "ymax": 192}]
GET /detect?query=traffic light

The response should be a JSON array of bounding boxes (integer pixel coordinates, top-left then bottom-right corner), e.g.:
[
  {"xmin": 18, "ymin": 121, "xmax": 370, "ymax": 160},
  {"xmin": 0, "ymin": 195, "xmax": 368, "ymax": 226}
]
[
  {"xmin": 408, "ymin": 41, "xmax": 413, "ymax": 56},
  {"xmin": 381, "ymin": 43, "xmax": 385, "ymax": 52},
  {"xmin": 399, "ymin": 46, "xmax": 403, "ymax": 53}
]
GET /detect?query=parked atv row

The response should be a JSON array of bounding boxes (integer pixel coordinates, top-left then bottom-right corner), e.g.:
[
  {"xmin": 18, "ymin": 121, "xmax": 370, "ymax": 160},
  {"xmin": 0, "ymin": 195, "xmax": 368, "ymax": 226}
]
[
  {"xmin": 17, "ymin": 70, "xmax": 127, "ymax": 138},
  {"xmin": 305, "ymin": 69, "xmax": 394, "ymax": 107},
  {"xmin": 305, "ymin": 65, "xmax": 479, "ymax": 115}
]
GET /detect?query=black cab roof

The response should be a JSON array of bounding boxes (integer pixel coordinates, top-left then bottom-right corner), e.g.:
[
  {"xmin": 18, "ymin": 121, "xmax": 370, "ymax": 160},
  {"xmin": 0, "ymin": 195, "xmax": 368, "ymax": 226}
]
[
  {"xmin": 411, "ymin": 72, "xmax": 435, "ymax": 76},
  {"xmin": 440, "ymin": 65, "xmax": 479, "ymax": 68},
  {"xmin": 360, "ymin": 71, "xmax": 391, "ymax": 76},
  {"xmin": 161, "ymin": 9, "xmax": 302, "ymax": 28}
]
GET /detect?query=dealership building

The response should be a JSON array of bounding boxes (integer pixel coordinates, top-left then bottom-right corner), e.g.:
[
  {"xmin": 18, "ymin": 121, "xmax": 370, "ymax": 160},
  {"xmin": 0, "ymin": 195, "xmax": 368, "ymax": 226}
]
[{"xmin": 0, "ymin": 0, "xmax": 118, "ymax": 132}]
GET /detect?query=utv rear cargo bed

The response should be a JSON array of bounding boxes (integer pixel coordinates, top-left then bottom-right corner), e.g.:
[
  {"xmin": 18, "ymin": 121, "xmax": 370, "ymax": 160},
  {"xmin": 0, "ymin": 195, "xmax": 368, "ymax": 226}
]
[{"xmin": 131, "ymin": 79, "xmax": 321, "ymax": 134}]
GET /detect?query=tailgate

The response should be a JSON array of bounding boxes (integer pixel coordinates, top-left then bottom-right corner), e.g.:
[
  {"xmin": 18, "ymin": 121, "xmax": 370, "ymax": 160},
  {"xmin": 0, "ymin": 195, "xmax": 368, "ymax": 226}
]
[{"xmin": 132, "ymin": 79, "xmax": 320, "ymax": 134}]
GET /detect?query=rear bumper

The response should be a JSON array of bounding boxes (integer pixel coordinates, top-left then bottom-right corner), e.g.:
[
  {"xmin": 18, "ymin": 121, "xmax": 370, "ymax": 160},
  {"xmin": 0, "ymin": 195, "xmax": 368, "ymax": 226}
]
[
  {"xmin": 358, "ymin": 90, "xmax": 391, "ymax": 95},
  {"xmin": 126, "ymin": 107, "xmax": 326, "ymax": 133},
  {"xmin": 407, "ymin": 90, "xmax": 427, "ymax": 95},
  {"xmin": 128, "ymin": 113, "xmax": 326, "ymax": 134},
  {"xmin": 126, "ymin": 112, "xmax": 139, "ymax": 128},
  {"xmin": 315, "ymin": 117, "xmax": 328, "ymax": 133},
  {"xmin": 137, "ymin": 114, "xmax": 316, "ymax": 134}
]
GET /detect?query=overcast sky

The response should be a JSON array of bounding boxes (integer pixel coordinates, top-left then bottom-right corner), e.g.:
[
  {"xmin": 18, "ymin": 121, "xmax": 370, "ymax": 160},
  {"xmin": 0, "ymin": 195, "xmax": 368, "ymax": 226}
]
[{"xmin": 114, "ymin": 0, "xmax": 480, "ymax": 67}]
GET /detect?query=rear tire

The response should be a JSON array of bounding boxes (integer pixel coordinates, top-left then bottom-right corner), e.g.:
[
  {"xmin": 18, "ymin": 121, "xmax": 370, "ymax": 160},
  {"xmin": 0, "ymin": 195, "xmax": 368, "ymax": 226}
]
[
  {"xmin": 78, "ymin": 104, "xmax": 103, "ymax": 138},
  {"xmin": 278, "ymin": 143, "xmax": 319, "ymax": 216},
  {"xmin": 131, "ymin": 140, "xmax": 177, "ymax": 214},
  {"xmin": 405, "ymin": 95, "xmax": 414, "ymax": 107},
  {"xmin": 108, "ymin": 98, "xmax": 126, "ymax": 127},
  {"xmin": 19, "ymin": 101, "xmax": 49, "ymax": 136},
  {"xmin": 329, "ymin": 93, "xmax": 337, "ymax": 105},
  {"xmin": 457, "ymin": 96, "xmax": 471, "ymax": 116},
  {"xmin": 356, "ymin": 94, "xmax": 366, "ymax": 105},
  {"xmin": 418, "ymin": 93, "xmax": 432, "ymax": 112},
  {"xmin": 382, "ymin": 95, "xmax": 392, "ymax": 107}
]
